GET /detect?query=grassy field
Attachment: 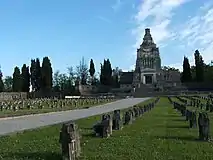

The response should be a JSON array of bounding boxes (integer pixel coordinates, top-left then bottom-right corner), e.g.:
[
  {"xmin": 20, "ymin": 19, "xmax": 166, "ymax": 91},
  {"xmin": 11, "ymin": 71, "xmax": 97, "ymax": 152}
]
[
  {"xmin": 0, "ymin": 100, "xmax": 114, "ymax": 119},
  {"xmin": 1, "ymin": 97, "xmax": 213, "ymax": 160}
]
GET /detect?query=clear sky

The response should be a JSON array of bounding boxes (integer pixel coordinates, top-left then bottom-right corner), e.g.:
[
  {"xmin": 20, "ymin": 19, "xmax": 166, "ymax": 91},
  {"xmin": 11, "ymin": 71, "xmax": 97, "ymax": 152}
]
[{"xmin": 0, "ymin": 0, "xmax": 213, "ymax": 77}]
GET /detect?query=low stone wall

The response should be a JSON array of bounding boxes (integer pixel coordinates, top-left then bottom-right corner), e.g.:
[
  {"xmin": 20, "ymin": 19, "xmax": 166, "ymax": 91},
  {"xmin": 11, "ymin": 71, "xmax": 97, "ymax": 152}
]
[
  {"xmin": 28, "ymin": 91, "xmax": 62, "ymax": 99},
  {"xmin": 183, "ymin": 82, "xmax": 213, "ymax": 91},
  {"xmin": 78, "ymin": 85, "xmax": 112, "ymax": 95},
  {"xmin": 0, "ymin": 92, "xmax": 27, "ymax": 100}
]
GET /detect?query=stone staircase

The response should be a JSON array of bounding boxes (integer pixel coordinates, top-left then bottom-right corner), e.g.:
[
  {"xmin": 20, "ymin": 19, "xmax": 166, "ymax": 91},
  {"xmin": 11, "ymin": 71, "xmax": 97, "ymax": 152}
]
[
  {"xmin": 133, "ymin": 83, "xmax": 155, "ymax": 97},
  {"xmin": 132, "ymin": 83, "xmax": 189, "ymax": 98}
]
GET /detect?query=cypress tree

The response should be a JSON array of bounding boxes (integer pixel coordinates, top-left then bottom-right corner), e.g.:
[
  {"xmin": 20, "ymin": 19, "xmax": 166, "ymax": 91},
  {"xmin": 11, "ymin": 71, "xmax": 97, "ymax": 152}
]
[
  {"xmin": 12, "ymin": 66, "xmax": 22, "ymax": 92},
  {"xmin": 0, "ymin": 68, "xmax": 4, "ymax": 92},
  {"xmin": 100, "ymin": 59, "xmax": 113, "ymax": 86},
  {"xmin": 89, "ymin": 59, "xmax": 95, "ymax": 85},
  {"xmin": 89, "ymin": 59, "xmax": 95, "ymax": 77},
  {"xmin": 30, "ymin": 59, "xmax": 37, "ymax": 91},
  {"xmin": 35, "ymin": 58, "xmax": 42, "ymax": 91},
  {"xmin": 194, "ymin": 50, "xmax": 204, "ymax": 82},
  {"xmin": 41, "ymin": 57, "xmax": 53, "ymax": 91},
  {"xmin": 181, "ymin": 56, "xmax": 192, "ymax": 82},
  {"xmin": 21, "ymin": 64, "xmax": 30, "ymax": 92}
]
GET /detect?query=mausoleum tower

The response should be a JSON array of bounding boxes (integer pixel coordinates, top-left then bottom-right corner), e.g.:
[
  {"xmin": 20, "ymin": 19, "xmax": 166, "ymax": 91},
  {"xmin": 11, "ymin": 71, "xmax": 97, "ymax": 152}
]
[{"xmin": 133, "ymin": 28, "xmax": 161, "ymax": 86}]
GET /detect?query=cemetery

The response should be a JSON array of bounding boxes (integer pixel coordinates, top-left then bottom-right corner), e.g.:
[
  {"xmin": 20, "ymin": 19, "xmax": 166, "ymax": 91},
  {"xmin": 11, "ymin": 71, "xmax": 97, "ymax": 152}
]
[
  {"xmin": 0, "ymin": 97, "xmax": 115, "ymax": 118},
  {"xmin": 0, "ymin": 26, "xmax": 212, "ymax": 160},
  {"xmin": 0, "ymin": 95, "xmax": 213, "ymax": 160}
]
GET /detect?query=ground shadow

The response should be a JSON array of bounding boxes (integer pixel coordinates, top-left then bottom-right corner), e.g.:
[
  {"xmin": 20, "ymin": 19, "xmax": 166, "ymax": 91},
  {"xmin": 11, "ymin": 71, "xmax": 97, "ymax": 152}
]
[
  {"xmin": 2, "ymin": 152, "xmax": 61, "ymax": 160},
  {"xmin": 82, "ymin": 132, "xmax": 98, "ymax": 138},
  {"xmin": 81, "ymin": 127, "xmax": 93, "ymax": 130},
  {"xmin": 167, "ymin": 125, "xmax": 189, "ymax": 129},
  {"xmin": 165, "ymin": 114, "xmax": 181, "ymax": 118},
  {"xmin": 172, "ymin": 119, "xmax": 186, "ymax": 122},
  {"xmin": 154, "ymin": 135, "xmax": 201, "ymax": 142}
]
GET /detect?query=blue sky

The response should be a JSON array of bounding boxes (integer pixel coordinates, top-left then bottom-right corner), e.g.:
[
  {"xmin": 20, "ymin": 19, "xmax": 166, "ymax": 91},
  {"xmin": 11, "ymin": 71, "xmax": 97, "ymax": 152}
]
[{"xmin": 0, "ymin": 0, "xmax": 213, "ymax": 77}]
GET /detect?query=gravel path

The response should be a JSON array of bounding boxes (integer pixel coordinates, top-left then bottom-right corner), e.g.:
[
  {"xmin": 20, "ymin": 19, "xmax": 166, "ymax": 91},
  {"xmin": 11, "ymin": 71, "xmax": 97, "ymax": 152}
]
[{"xmin": 0, "ymin": 97, "xmax": 151, "ymax": 136}]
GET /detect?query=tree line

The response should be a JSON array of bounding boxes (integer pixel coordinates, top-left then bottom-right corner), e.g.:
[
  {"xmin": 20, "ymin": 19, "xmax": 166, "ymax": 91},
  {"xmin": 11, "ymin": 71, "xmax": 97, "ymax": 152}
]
[
  {"xmin": 181, "ymin": 50, "xmax": 213, "ymax": 83},
  {"xmin": 0, "ymin": 57, "xmax": 121, "ymax": 94}
]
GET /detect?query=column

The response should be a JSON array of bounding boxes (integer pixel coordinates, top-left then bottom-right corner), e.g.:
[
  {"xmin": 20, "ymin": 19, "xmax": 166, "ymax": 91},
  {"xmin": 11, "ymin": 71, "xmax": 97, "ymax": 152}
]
[
  {"xmin": 143, "ymin": 74, "xmax": 146, "ymax": 84},
  {"xmin": 153, "ymin": 73, "xmax": 157, "ymax": 83}
]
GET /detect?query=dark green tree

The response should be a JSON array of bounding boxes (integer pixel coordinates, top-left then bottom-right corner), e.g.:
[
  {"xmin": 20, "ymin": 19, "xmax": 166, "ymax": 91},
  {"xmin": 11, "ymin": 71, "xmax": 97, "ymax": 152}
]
[
  {"xmin": 3, "ymin": 76, "xmax": 13, "ymax": 92},
  {"xmin": 89, "ymin": 59, "xmax": 95, "ymax": 85},
  {"xmin": 12, "ymin": 66, "xmax": 22, "ymax": 92},
  {"xmin": 35, "ymin": 58, "xmax": 42, "ymax": 91},
  {"xmin": 0, "ymin": 68, "xmax": 4, "ymax": 92},
  {"xmin": 204, "ymin": 64, "xmax": 213, "ymax": 82},
  {"xmin": 30, "ymin": 59, "xmax": 37, "ymax": 91},
  {"xmin": 100, "ymin": 62, "xmax": 104, "ymax": 85},
  {"xmin": 41, "ymin": 57, "xmax": 53, "ymax": 91},
  {"xmin": 100, "ymin": 59, "xmax": 112, "ymax": 86},
  {"xmin": 194, "ymin": 50, "xmax": 204, "ymax": 82},
  {"xmin": 21, "ymin": 64, "xmax": 30, "ymax": 92},
  {"xmin": 181, "ymin": 56, "xmax": 192, "ymax": 82},
  {"xmin": 106, "ymin": 59, "xmax": 112, "ymax": 85},
  {"xmin": 89, "ymin": 59, "xmax": 95, "ymax": 76}
]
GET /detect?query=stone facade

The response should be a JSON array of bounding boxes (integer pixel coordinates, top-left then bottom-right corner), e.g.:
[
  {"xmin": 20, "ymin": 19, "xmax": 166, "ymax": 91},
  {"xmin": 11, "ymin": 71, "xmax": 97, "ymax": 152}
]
[
  {"xmin": 119, "ymin": 28, "xmax": 181, "ymax": 90},
  {"xmin": 133, "ymin": 28, "xmax": 161, "ymax": 87},
  {"xmin": 156, "ymin": 69, "xmax": 181, "ymax": 90}
]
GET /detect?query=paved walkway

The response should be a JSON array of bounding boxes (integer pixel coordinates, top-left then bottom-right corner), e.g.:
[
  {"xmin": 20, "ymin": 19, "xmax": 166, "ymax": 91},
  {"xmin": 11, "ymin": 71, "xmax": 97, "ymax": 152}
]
[{"xmin": 0, "ymin": 97, "xmax": 151, "ymax": 136}]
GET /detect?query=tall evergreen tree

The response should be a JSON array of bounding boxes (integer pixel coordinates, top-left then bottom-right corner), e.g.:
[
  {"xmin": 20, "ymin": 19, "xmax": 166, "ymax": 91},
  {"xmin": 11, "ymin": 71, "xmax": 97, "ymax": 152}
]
[
  {"xmin": 100, "ymin": 63, "xmax": 104, "ymax": 85},
  {"xmin": 12, "ymin": 66, "xmax": 22, "ymax": 92},
  {"xmin": 106, "ymin": 59, "xmax": 112, "ymax": 85},
  {"xmin": 100, "ymin": 60, "xmax": 107, "ymax": 85},
  {"xmin": 21, "ymin": 64, "xmax": 30, "ymax": 92},
  {"xmin": 100, "ymin": 59, "xmax": 113, "ymax": 86},
  {"xmin": 0, "ymin": 67, "xmax": 4, "ymax": 92},
  {"xmin": 89, "ymin": 59, "xmax": 95, "ymax": 85},
  {"xmin": 112, "ymin": 67, "xmax": 121, "ymax": 88},
  {"xmin": 30, "ymin": 59, "xmax": 37, "ymax": 91},
  {"xmin": 41, "ymin": 57, "xmax": 53, "ymax": 91},
  {"xmin": 181, "ymin": 56, "xmax": 192, "ymax": 82},
  {"xmin": 35, "ymin": 58, "xmax": 42, "ymax": 91},
  {"xmin": 194, "ymin": 50, "xmax": 204, "ymax": 82},
  {"xmin": 89, "ymin": 59, "xmax": 95, "ymax": 77}
]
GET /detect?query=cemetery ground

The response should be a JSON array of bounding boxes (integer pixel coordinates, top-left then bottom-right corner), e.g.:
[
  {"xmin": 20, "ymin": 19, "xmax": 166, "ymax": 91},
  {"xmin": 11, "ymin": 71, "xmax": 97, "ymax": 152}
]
[
  {"xmin": 0, "ymin": 98, "xmax": 114, "ymax": 118},
  {"xmin": 1, "ymin": 97, "xmax": 213, "ymax": 160}
]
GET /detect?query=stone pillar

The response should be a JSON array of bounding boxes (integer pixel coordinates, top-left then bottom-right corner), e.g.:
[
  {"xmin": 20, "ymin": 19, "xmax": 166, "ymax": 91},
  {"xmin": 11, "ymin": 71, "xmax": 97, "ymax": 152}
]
[
  {"xmin": 153, "ymin": 73, "xmax": 157, "ymax": 83},
  {"xmin": 142, "ymin": 74, "xmax": 146, "ymax": 84},
  {"xmin": 59, "ymin": 122, "xmax": 81, "ymax": 160}
]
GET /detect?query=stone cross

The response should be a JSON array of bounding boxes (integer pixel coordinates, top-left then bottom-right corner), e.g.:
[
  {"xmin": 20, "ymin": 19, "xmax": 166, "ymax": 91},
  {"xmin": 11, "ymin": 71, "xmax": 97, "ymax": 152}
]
[
  {"xmin": 189, "ymin": 112, "xmax": 197, "ymax": 128},
  {"xmin": 124, "ymin": 110, "xmax": 133, "ymax": 125},
  {"xmin": 59, "ymin": 121, "xmax": 81, "ymax": 160},
  {"xmin": 198, "ymin": 113, "xmax": 210, "ymax": 141},
  {"xmin": 112, "ymin": 110, "xmax": 123, "ymax": 130},
  {"xmin": 93, "ymin": 114, "xmax": 112, "ymax": 138}
]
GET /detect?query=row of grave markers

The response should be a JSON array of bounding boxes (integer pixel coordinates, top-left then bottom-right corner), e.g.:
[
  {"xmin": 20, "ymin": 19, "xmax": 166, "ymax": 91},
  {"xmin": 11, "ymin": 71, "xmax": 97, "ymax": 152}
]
[
  {"xmin": 59, "ymin": 97, "xmax": 160, "ymax": 160},
  {"xmin": 168, "ymin": 96, "xmax": 210, "ymax": 141},
  {"xmin": 0, "ymin": 98, "xmax": 115, "ymax": 112},
  {"xmin": 93, "ymin": 97, "xmax": 160, "ymax": 138}
]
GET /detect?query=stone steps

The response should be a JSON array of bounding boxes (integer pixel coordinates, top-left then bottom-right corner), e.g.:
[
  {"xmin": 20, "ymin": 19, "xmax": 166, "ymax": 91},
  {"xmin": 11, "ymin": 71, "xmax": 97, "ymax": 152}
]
[{"xmin": 133, "ymin": 83, "xmax": 155, "ymax": 97}]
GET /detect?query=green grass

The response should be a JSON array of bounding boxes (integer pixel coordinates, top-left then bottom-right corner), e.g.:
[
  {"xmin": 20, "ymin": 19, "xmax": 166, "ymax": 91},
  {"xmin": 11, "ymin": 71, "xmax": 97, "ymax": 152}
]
[
  {"xmin": 1, "ymin": 97, "xmax": 213, "ymax": 160},
  {"xmin": 0, "ymin": 100, "xmax": 114, "ymax": 118}
]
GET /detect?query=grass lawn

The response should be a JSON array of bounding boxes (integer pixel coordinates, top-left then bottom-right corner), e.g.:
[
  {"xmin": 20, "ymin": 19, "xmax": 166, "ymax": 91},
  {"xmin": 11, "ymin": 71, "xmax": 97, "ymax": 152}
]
[
  {"xmin": 1, "ymin": 97, "xmax": 213, "ymax": 160},
  {"xmin": 0, "ymin": 100, "xmax": 114, "ymax": 119}
]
